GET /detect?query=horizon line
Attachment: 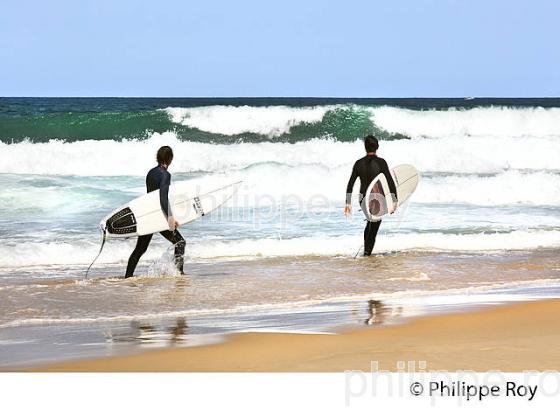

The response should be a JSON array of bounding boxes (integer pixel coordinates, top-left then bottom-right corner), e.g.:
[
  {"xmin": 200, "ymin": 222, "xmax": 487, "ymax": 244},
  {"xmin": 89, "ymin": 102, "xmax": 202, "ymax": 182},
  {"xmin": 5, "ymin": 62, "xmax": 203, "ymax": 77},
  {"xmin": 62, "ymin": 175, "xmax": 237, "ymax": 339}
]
[{"xmin": 2, "ymin": 95, "xmax": 560, "ymax": 99}]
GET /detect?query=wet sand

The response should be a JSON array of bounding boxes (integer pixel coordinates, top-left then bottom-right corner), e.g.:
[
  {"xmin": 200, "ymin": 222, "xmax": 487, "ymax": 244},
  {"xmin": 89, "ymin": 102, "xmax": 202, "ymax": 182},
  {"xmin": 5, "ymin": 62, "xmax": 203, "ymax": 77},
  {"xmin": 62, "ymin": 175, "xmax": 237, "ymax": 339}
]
[{"xmin": 37, "ymin": 298, "xmax": 560, "ymax": 372}]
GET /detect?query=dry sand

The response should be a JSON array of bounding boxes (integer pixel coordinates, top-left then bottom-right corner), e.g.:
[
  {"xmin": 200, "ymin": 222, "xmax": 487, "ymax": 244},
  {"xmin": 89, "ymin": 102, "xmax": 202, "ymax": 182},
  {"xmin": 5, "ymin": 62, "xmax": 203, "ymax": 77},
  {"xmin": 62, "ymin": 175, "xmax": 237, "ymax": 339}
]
[{"xmin": 37, "ymin": 299, "xmax": 560, "ymax": 372}]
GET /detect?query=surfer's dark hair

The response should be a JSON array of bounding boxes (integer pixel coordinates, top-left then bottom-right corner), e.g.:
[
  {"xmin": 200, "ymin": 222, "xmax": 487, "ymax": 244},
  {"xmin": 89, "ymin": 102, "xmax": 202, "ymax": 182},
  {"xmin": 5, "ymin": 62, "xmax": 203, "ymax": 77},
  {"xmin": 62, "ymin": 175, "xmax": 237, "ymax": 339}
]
[
  {"xmin": 157, "ymin": 146, "xmax": 174, "ymax": 165},
  {"xmin": 364, "ymin": 135, "xmax": 379, "ymax": 152}
]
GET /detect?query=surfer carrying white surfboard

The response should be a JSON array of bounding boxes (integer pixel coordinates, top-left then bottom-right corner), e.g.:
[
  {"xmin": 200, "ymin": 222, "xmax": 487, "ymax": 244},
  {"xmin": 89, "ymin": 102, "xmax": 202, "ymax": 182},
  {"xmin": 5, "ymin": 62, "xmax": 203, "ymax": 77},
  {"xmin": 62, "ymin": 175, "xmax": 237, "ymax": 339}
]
[
  {"xmin": 344, "ymin": 136, "xmax": 398, "ymax": 256},
  {"xmin": 125, "ymin": 146, "xmax": 185, "ymax": 278}
]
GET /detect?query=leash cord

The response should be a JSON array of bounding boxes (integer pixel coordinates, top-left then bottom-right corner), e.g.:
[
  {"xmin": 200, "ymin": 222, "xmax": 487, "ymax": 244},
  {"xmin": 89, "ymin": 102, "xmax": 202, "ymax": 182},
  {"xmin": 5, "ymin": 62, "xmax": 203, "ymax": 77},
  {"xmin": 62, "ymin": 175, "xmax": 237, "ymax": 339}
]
[{"xmin": 85, "ymin": 229, "xmax": 107, "ymax": 279}]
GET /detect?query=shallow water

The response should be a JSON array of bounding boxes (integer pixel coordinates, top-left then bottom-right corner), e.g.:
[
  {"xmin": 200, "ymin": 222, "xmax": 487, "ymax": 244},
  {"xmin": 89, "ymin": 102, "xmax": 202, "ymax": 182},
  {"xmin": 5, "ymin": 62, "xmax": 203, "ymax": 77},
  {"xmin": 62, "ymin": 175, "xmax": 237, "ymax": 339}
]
[
  {"xmin": 1, "ymin": 250, "xmax": 559, "ymax": 368},
  {"xmin": 1, "ymin": 250, "xmax": 559, "ymax": 329}
]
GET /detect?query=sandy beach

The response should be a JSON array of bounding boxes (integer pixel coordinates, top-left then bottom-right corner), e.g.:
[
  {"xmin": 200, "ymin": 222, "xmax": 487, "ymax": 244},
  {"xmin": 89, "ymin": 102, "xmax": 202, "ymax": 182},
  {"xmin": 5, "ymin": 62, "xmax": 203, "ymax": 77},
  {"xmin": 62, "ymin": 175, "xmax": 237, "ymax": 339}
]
[{"xmin": 35, "ymin": 298, "xmax": 560, "ymax": 372}]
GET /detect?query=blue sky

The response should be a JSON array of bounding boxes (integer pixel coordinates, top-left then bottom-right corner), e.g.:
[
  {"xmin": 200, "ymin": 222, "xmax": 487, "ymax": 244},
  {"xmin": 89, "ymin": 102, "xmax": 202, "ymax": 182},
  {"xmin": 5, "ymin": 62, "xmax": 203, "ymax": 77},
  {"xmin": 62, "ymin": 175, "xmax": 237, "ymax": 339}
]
[{"xmin": 1, "ymin": 0, "xmax": 558, "ymax": 97}]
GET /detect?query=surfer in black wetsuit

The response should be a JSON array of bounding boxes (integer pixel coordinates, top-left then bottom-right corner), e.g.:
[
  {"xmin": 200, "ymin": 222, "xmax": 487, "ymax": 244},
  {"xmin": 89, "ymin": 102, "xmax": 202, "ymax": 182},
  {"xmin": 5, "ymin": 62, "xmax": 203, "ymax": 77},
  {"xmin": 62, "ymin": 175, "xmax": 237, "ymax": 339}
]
[
  {"xmin": 125, "ymin": 146, "xmax": 185, "ymax": 278},
  {"xmin": 345, "ymin": 135, "xmax": 397, "ymax": 256}
]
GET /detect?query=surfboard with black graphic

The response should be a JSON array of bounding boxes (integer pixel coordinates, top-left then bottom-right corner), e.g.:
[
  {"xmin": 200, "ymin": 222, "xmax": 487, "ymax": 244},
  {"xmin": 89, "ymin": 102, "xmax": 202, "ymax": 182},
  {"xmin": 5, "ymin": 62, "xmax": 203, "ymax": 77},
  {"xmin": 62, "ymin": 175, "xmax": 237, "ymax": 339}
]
[{"xmin": 100, "ymin": 180, "xmax": 242, "ymax": 238}]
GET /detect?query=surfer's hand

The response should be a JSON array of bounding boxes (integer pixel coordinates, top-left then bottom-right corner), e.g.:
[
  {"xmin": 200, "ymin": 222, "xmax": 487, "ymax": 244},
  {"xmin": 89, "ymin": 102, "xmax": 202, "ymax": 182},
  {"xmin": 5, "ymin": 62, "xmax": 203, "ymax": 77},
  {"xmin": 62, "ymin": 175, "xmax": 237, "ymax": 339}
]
[
  {"xmin": 168, "ymin": 216, "xmax": 178, "ymax": 231},
  {"xmin": 344, "ymin": 204, "xmax": 352, "ymax": 217},
  {"xmin": 390, "ymin": 203, "xmax": 396, "ymax": 214}
]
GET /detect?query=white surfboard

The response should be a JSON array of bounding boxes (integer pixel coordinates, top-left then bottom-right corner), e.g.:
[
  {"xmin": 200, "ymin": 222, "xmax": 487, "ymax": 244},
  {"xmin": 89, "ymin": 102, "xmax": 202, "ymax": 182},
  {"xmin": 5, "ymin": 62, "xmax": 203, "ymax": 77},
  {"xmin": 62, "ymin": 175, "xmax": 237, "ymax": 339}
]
[
  {"xmin": 100, "ymin": 180, "xmax": 242, "ymax": 238},
  {"xmin": 361, "ymin": 164, "xmax": 419, "ymax": 222}
]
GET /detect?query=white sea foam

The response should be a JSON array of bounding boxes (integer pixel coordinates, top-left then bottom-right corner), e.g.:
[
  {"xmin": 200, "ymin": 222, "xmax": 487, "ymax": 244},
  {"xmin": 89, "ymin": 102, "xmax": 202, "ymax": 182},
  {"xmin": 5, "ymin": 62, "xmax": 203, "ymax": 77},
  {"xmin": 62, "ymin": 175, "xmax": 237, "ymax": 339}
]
[
  {"xmin": 185, "ymin": 230, "xmax": 560, "ymax": 257},
  {"xmin": 386, "ymin": 272, "xmax": 431, "ymax": 282},
  {"xmin": 1, "ymin": 230, "xmax": 559, "ymax": 268},
  {"xmin": 165, "ymin": 105, "xmax": 331, "ymax": 136},
  {"xmin": 2, "ymin": 158, "xmax": 559, "ymax": 209},
  {"xmin": 369, "ymin": 106, "xmax": 560, "ymax": 139},
  {"xmin": 238, "ymin": 167, "xmax": 560, "ymax": 205},
  {"xmin": 163, "ymin": 105, "xmax": 560, "ymax": 139},
  {"xmin": 1, "ymin": 131, "xmax": 559, "ymax": 177},
  {"xmin": 413, "ymin": 170, "xmax": 560, "ymax": 206}
]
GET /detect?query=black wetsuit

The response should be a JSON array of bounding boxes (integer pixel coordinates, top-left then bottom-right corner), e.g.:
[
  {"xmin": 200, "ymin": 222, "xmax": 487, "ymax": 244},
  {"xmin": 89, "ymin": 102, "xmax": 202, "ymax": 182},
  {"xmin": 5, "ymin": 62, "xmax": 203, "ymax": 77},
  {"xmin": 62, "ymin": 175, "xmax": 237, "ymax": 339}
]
[
  {"xmin": 125, "ymin": 165, "xmax": 185, "ymax": 278},
  {"xmin": 346, "ymin": 155, "xmax": 397, "ymax": 256}
]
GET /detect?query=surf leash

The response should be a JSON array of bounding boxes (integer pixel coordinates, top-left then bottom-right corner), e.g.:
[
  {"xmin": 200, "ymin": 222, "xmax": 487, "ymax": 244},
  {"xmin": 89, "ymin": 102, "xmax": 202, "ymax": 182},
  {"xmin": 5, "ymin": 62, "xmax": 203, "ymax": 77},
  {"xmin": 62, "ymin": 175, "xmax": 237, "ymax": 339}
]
[
  {"xmin": 353, "ymin": 244, "xmax": 363, "ymax": 259},
  {"xmin": 85, "ymin": 229, "xmax": 107, "ymax": 279}
]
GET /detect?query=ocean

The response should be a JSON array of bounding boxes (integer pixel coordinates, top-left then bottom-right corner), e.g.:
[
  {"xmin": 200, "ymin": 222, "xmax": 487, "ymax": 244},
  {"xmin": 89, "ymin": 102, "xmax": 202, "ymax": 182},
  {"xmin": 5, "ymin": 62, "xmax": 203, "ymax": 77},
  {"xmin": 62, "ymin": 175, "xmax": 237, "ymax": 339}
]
[{"xmin": 1, "ymin": 97, "xmax": 560, "ymax": 367}]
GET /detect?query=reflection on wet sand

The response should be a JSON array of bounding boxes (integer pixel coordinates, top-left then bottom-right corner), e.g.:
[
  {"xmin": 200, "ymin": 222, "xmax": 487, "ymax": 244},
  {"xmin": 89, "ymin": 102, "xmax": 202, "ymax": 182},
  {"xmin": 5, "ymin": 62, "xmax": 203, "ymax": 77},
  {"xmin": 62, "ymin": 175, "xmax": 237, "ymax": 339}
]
[
  {"xmin": 105, "ymin": 317, "xmax": 189, "ymax": 347},
  {"xmin": 104, "ymin": 299, "xmax": 405, "ymax": 349},
  {"xmin": 350, "ymin": 299, "xmax": 404, "ymax": 327},
  {"xmin": 364, "ymin": 299, "xmax": 403, "ymax": 326}
]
